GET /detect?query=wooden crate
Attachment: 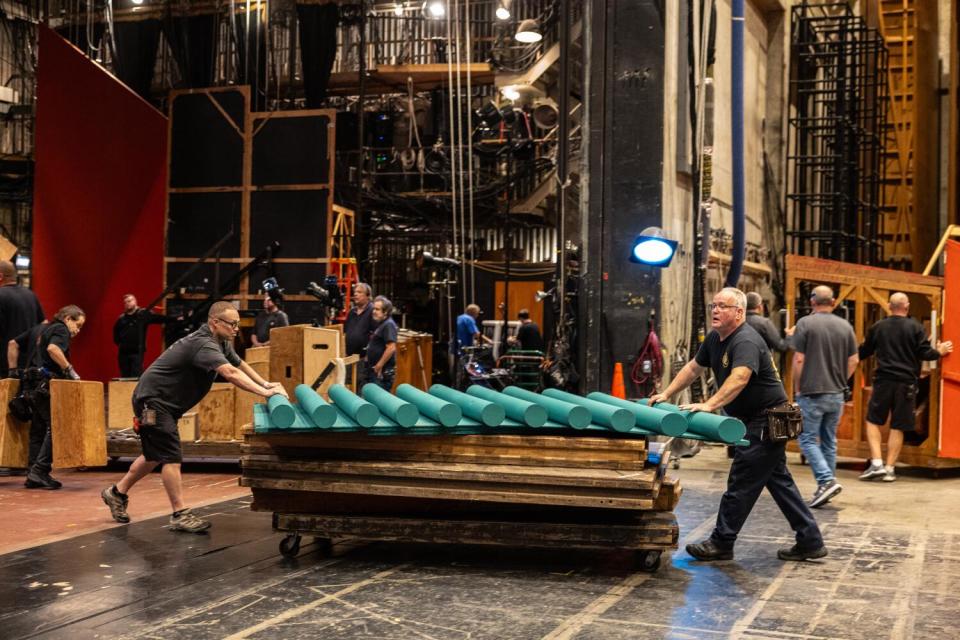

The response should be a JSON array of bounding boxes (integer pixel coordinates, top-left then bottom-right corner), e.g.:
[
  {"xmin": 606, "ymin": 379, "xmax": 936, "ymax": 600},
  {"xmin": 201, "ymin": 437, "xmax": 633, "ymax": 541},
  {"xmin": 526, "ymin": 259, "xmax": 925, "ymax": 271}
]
[
  {"xmin": 234, "ymin": 347, "xmax": 270, "ymax": 439},
  {"xmin": 191, "ymin": 383, "xmax": 235, "ymax": 441},
  {"xmin": 269, "ymin": 325, "xmax": 342, "ymax": 398},
  {"xmin": 0, "ymin": 379, "xmax": 29, "ymax": 467},
  {"xmin": 51, "ymin": 379, "xmax": 107, "ymax": 468},
  {"xmin": 393, "ymin": 331, "xmax": 433, "ymax": 392},
  {"xmin": 107, "ymin": 380, "xmax": 137, "ymax": 430},
  {"xmin": 178, "ymin": 412, "xmax": 198, "ymax": 442}
]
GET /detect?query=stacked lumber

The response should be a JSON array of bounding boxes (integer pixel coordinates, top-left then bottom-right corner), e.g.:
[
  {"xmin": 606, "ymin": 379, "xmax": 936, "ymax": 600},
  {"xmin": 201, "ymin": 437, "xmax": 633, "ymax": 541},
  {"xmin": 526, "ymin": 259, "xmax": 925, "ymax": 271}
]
[{"xmin": 241, "ymin": 428, "xmax": 684, "ymax": 569}]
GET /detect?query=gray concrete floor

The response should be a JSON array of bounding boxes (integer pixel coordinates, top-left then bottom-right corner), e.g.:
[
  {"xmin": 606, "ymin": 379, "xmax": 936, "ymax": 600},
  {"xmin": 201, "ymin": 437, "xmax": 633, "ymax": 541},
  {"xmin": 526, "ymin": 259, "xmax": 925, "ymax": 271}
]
[{"xmin": 4, "ymin": 446, "xmax": 960, "ymax": 639}]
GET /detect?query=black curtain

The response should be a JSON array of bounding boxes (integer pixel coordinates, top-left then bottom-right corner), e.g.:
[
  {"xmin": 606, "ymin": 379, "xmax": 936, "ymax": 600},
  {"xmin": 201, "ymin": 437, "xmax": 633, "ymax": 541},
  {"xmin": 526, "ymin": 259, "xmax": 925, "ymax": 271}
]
[
  {"xmin": 296, "ymin": 3, "xmax": 340, "ymax": 108},
  {"xmin": 164, "ymin": 14, "xmax": 218, "ymax": 88},
  {"xmin": 233, "ymin": 11, "xmax": 268, "ymax": 111},
  {"xmin": 112, "ymin": 19, "xmax": 162, "ymax": 100}
]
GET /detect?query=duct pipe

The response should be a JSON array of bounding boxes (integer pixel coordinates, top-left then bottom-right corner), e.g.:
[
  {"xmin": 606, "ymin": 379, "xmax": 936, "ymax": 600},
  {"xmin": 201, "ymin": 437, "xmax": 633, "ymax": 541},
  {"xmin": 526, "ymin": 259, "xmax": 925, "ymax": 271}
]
[{"xmin": 724, "ymin": 0, "xmax": 745, "ymax": 288}]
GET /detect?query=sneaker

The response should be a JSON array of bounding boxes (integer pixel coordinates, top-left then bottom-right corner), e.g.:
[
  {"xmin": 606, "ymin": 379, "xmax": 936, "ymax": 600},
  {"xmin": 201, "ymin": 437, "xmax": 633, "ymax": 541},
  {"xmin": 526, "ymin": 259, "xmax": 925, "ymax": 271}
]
[
  {"xmin": 883, "ymin": 466, "xmax": 897, "ymax": 482},
  {"xmin": 101, "ymin": 486, "xmax": 130, "ymax": 524},
  {"xmin": 809, "ymin": 479, "xmax": 843, "ymax": 508},
  {"xmin": 686, "ymin": 539, "xmax": 734, "ymax": 561},
  {"xmin": 859, "ymin": 463, "xmax": 886, "ymax": 481},
  {"xmin": 24, "ymin": 472, "xmax": 61, "ymax": 490},
  {"xmin": 170, "ymin": 508, "xmax": 211, "ymax": 533},
  {"xmin": 778, "ymin": 544, "xmax": 828, "ymax": 561}
]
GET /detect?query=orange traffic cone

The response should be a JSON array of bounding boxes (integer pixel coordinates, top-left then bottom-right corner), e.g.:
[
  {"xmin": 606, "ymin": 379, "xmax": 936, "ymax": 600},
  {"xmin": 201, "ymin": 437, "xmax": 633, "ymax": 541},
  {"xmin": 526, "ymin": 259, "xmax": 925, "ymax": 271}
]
[{"xmin": 611, "ymin": 362, "xmax": 627, "ymax": 399}]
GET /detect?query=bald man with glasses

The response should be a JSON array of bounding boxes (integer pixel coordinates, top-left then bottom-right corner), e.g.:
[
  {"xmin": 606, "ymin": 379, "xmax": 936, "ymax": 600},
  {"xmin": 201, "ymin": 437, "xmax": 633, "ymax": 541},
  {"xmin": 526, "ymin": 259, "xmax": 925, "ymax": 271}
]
[{"xmin": 102, "ymin": 301, "xmax": 288, "ymax": 533}]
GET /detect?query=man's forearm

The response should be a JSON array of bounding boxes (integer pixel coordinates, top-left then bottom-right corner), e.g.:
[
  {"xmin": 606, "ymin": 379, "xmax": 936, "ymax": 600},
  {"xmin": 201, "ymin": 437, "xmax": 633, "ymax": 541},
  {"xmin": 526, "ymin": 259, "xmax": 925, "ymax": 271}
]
[
  {"xmin": 47, "ymin": 345, "xmax": 71, "ymax": 370},
  {"xmin": 704, "ymin": 374, "xmax": 750, "ymax": 411},
  {"xmin": 222, "ymin": 366, "xmax": 273, "ymax": 396},
  {"xmin": 239, "ymin": 360, "xmax": 268, "ymax": 387},
  {"xmin": 376, "ymin": 344, "xmax": 396, "ymax": 370},
  {"xmin": 7, "ymin": 340, "xmax": 18, "ymax": 369}
]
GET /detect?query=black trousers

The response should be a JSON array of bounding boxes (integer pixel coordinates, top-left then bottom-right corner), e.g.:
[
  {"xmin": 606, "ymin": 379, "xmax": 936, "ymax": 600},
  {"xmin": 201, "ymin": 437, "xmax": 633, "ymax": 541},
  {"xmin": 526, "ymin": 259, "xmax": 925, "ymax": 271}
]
[
  {"xmin": 28, "ymin": 384, "xmax": 53, "ymax": 476},
  {"xmin": 711, "ymin": 429, "xmax": 823, "ymax": 551},
  {"xmin": 118, "ymin": 351, "xmax": 143, "ymax": 378}
]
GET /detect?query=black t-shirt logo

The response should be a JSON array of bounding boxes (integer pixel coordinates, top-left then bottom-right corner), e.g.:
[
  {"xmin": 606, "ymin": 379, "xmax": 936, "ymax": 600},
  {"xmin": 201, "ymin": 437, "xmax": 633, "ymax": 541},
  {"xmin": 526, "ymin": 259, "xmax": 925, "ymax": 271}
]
[{"xmin": 721, "ymin": 350, "xmax": 729, "ymax": 369}]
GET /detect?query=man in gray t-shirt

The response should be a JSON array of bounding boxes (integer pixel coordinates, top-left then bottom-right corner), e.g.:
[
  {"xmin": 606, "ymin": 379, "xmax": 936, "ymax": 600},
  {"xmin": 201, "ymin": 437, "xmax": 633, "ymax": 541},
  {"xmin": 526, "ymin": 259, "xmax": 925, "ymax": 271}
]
[
  {"xmin": 788, "ymin": 285, "xmax": 859, "ymax": 508},
  {"xmin": 101, "ymin": 301, "xmax": 289, "ymax": 533}
]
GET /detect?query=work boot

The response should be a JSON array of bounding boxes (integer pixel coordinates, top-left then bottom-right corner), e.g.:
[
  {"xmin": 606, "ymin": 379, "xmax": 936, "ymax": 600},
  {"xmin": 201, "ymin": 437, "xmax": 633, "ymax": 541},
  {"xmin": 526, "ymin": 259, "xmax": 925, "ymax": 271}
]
[
  {"xmin": 24, "ymin": 471, "xmax": 61, "ymax": 490},
  {"xmin": 101, "ymin": 485, "xmax": 130, "ymax": 523},
  {"xmin": 778, "ymin": 544, "xmax": 828, "ymax": 561},
  {"xmin": 686, "ymin": 539, "xmax": 734, "ymax": 561},
  {"xmin": 170, "ymin": 508, "xmax": 211, "ymax": 533},
  {"xmin": 859, "ymin": 462, "xmax": 886, "ymax": 481},
  {"xmin": 808, "ymin": 479, "xmax": 842, "ymax": 509}
]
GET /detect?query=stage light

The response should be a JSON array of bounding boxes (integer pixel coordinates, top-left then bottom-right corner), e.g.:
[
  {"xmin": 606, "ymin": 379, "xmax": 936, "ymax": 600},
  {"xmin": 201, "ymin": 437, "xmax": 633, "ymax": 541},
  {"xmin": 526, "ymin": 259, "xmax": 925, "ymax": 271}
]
[
  {"xmin": 501, "ymin": 86, "xmax": 520, "ymax": 101},
  {"xmin": 394, "ymin": 2, "xmax": 404, "ymax": 15},
  {"xmin": 630, "ymin": 226, "xmax": 678, "ymax": 267},
  {"xmin": 532, "ymin": 99, "xmax": 558, "ymax": 128},
  {"xmin": 131, "ymin": 0, "xmax": 144, "ymax": 4},
  {"xmin": 495, "ymin": 0, "xmax": 510, "ymax": 20},
  {"xmin": 425, "ymin": 1, "xmax": 445, "ymax": 18},
  {"xmin": 515, "ymin": 18, "xmax": 542, "ymax": 43},
  {"xmin": 14, "ymin": 254, "xmax": 29, "ymax": 270}
]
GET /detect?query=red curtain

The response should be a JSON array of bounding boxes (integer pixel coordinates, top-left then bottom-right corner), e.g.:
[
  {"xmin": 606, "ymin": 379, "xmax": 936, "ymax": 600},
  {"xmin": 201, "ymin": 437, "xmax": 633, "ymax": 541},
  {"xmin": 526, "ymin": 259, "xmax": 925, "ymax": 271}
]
[{"xmin": 33, "ymin": 27, "xmax": 167, "ymax": 382}]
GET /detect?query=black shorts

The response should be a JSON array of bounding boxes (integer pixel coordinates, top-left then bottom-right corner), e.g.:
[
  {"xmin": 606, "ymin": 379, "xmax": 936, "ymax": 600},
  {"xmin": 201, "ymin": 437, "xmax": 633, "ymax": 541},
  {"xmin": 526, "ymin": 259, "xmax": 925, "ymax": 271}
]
[
  {"xmin": 133, "ymin": 401, "xmax": 183, "ymax": 463},
  {"xmin": 866, "ymin": 380, "xmax": 917, "ymax": 431}
]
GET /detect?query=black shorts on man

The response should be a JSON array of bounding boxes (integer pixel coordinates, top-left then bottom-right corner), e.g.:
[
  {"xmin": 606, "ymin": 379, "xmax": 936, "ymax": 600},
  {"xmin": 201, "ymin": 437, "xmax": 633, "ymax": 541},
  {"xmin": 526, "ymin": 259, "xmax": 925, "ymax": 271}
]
[
  {"xmin": 866, "ymin": 380, "xmax": 917, "ymax": 431},
  {"xmin": 134, "ymin": 402, "xmax": 182, "ymax": 463}
]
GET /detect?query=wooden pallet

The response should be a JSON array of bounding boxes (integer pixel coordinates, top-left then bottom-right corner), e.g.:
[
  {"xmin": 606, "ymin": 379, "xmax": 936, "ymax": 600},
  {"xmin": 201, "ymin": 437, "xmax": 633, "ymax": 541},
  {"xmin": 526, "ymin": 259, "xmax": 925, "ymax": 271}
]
[{"xmin": 107, "ymin": 434, "xmax": 242, "ymax": 459}]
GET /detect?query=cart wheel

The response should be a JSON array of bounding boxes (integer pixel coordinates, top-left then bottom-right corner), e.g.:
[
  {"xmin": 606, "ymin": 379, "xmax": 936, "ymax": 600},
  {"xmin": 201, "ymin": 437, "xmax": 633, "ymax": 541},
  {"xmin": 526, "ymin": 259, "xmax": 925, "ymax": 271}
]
[
  {"xmin": 800, "ymin": 454, "xmax": 807, "ymax": 466},
  {"xmin": 637, "ymin": 550, "xmax": 662, "ymax": 572},
  {"xmin": 315, "ymin": 537, "xmax": 333, "ymax": 557},
  {"xmin": 279, "ymin": 534, "xmax": 301, "ymax": 558},
  {"xmin": 671, "ymin": 458, "xmax": 680, "ymax": 470}
]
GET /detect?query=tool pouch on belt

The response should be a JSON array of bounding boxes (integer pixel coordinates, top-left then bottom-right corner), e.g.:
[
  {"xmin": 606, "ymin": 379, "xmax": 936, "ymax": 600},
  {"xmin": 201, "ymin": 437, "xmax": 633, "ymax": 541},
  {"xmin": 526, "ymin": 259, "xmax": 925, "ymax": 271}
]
[
  {"xmin": 134, "ymin": 408, "xmax": 157, "ymax": 434},
  {"xmin": 765, "ymin": 402, "xmax": 803, "ymax": 442}
]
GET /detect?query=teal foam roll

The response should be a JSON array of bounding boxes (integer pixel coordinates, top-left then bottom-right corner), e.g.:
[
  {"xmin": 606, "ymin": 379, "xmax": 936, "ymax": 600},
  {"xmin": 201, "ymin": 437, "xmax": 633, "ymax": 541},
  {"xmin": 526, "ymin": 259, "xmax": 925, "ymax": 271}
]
[
  {"xmin": 502, "ymin": 386, "xmax": 591, "ymax": 429},
  {"xmin": 328, "ymin": 384, "xmax": 380, "ymax": 427},
  {"xmin": 395, "ymin": 384, "xmax": 462, "ymax": 427},
  {"xmin": 650, "ymin": 402, "xmax": 746, "ymax": 444},
  {"xmin": 542, "ymin": 388, "xmax": 635, "ymax": 432},
  {"xmin": 466, "ymin": 385, "xmax": 548, "ymax": 427},
  {"xmin": 294, "ymin": 384, "xmax": 338, "ymax": 428},
  {"xmin": 586, "ymin": 392, "xmax": 688, "ymax": 436},
  {"xmin": 362, "ymin": 383, "xmax": 420, "ymax": 427},
  {"xmin": 266, "ymin": 394, "xmax": 297, "ymax": 428},
  {"xmin": 429, "ymin": 384, "xmax": 506, "ymax": 427}
]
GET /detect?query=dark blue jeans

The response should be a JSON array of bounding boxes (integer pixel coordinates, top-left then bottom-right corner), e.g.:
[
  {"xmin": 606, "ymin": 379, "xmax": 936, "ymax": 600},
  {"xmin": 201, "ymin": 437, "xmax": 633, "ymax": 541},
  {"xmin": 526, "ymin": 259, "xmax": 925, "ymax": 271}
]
[
  {"xmin": 711, "ymin": 428, "xmax": 824, "ymax": 551},
  {"xmin": 797, "ymin": 392, "xmax": 845, "ymax": 486},
  {"xmin": 364, "ymin": 363, "xmax": 395, "ymax": 392}
]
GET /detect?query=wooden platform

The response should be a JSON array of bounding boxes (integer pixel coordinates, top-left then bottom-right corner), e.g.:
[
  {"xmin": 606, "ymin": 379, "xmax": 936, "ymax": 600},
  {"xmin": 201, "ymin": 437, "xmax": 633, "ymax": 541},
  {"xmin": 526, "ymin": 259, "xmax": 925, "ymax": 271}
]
[
  {"xmin": 107, "ymin": 433, "xmax": 242, "ymax": 459},
  {"xmin": 327, "ymin": 63, "xmax": 495, "ymax": 96}
]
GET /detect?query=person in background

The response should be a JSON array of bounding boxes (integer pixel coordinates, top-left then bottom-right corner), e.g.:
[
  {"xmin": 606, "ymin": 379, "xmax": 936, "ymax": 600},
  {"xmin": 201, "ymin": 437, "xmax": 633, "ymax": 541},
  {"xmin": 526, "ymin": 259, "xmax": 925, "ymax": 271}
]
[
  {"xmin": 113, "ymin": 294, "xmax": 174, "ymax": 378},
  {"xmin": 23, "ymin": 305, "xmax": 86, "ymax": 490},
  {"xmin": 251, "ymin": 293, "xmax": 289, "ymax": 347},
  {"xmin": 343, "ymin": 283, "xmax": 375, "ymax": 358},
  {"xmin": 789, "ymin": 285, "xmax": 858, "ymax": 508},
  {"xmin": 0, "ymin": 259, "xmax": 44, "ymax": 379},
  {"xmin": 745, "ymin": 292, "xmax": 788, "ymax": 357},
  {"xmin": 455, "ymin": 304, "xmax": 492, "ymax": 355},
  {"xmin": 365, "ymin": 296, "xmax": 398, "ymax": 391},
  {"xmin": 508, "ymin": 309, "xmax": 545, "ymax": 352},
  {"xmin": 858, "ymin": 292, "xmax": 953, "ymax": 482},
  {"xmin": 8, "ymin": 319, "xmax": 49, "ymax": 471}
]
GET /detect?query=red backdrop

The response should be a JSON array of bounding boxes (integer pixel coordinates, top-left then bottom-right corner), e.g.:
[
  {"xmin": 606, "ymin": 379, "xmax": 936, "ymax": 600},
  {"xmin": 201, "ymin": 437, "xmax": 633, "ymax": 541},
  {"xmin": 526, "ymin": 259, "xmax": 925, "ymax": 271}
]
[{"xmin": 33, "ymin": 27, "xmax": 167, "ymax": 382}]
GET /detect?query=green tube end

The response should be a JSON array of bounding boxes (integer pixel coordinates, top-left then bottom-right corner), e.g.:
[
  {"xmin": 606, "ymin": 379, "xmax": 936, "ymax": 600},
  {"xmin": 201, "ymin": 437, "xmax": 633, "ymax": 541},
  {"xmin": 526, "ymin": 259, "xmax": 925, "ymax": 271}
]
[
  {"xmin": 311, "ymin": 404, "xmax": 338, "ymax": 428},
  {"xmin": 437, "ymin": 404, "xmax": 463, "ymax": 427},
  {"xmin": 609, "ymin": 408, "xmax": 635, "ymax": 432},
  {"xmin": 568, "ymin": 406, "xmax": 592, "ymax": 429},
  {"xmin": 395, "ymin": 403, "xmax": 420, "ymax": 427},
  {"xmin": 523, "ymin": 405, "xmax": 548, "ymax": 427},
  {"xmin": 660, "ymin": 412, "xmax": 688, "ymax": 437},
  {"xmin": 355, "ymin": 404, "xmax": 381, "ymax": 427},
  {"xmin": 272, "ymin": 405, "xmax": 296, "ymax": 428},
  {"xmin": 717, "ymin": 418, "xmax": 747, "ymax": 444},
  {"xmin": 480, "ymin": 403, "xmax": 506, "ymax": 427}
]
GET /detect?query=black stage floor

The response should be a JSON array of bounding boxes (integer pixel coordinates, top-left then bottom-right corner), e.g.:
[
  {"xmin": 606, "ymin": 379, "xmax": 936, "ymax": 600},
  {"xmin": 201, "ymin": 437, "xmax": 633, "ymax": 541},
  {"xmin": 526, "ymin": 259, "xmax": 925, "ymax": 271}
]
[{"xmin": 3, "ymin": 449, "xmax": 960, "ymax": 639}]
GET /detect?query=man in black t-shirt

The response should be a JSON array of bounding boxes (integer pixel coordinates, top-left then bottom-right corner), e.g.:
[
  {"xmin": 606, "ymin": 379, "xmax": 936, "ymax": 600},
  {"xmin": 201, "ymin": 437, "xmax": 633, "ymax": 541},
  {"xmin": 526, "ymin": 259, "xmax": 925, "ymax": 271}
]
[
  {"xmin": 343, "ymin": 283, "xmax": 375, "ymax": 357},
  {"xmin": 650, "ymin": 287, "xmax": 825, "ymax": 562},
  {"xmin": 508, "ymin": 309, "xmax": 544, "ymax": 352},
  {"xmin": 101, "ymin": 301, "xmax": 289, "ymax": 533},
  {"xmin": 251, "ymin": 294, "xmax": 289, "ymax": 347},
  {"xmin": 858, "ymin": 292, "xmax": 952, "ymax": 482},
  {"xmin": 0, "ymin": 259, "xmax": 44, "ymax": 378},
  {"xmin": 22, "ymin": 306, "xmax": 85, "ymax": 490},
  {"xmin": 365, "ymin": 295, "xmax": 398, "ymax": 391},
  {"xmin": 113, "ymin": 294, "xmax": 175, "ymax": 377}
]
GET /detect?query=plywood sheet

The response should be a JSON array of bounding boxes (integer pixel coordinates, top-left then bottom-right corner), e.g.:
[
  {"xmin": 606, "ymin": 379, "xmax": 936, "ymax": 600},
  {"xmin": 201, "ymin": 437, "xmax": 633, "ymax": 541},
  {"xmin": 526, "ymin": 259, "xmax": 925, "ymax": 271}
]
[
  {"xmin": 178, "ymin": 412, "xmax": 198, "ymax": 442},
  {"xmin": 0, "ymin": 379, "xmax": 29, "ymax": 467},
  {"xmin": 270, "ymin": 324, "xmax": 341, "ymax": 398},
  {"xmin": 191, "ymin": 383, "xmax": 235, "ymax": 441},
  {"xmin": 107, "ymin": 380, "xmax": 137, "ymax": 430},
  {"xmin": 51, "ymin": 380, "xmax": 106, "ymax": 468}
]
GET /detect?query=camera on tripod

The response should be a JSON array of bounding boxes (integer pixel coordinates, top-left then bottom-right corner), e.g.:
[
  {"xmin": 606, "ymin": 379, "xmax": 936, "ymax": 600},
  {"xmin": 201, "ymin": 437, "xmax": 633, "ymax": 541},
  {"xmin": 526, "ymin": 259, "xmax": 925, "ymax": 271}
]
[
  {"xmin": 306, "ymin": 275, "xmax": 345, "ymax": 324},
  {"xmin": 262, "ymin": 277, "xmax": 284, "ymax": 306}
]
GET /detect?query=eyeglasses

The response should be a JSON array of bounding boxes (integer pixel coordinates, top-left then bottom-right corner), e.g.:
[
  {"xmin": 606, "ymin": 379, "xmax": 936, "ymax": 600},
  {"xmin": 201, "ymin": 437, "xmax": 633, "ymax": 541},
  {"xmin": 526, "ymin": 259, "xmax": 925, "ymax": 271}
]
[
  {"xmin": 708, "ymin": 303, "xmax": 740, "ymax": 311},
  {"xmin": 215, "ymin": 317, "xmax": 241, "ymax": 329}
]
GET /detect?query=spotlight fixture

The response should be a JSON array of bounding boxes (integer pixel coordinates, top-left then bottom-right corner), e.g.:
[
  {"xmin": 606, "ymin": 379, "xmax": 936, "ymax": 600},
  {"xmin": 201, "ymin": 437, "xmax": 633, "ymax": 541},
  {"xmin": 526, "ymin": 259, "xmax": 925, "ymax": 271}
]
[
  {"xmin": 495, "ymin": 0, "xmax": 511, "ymax": 20},
  {"xmin": 532, "ymin": 99, "xmax": 559, "ymax": 128},
  {"xmin": 515, "ymin": 18, "xmax": 542, "ymax": 43},
  {"xmin": 131, "ymin": 0, "xmax": 144, "ymax": 4},
  {"xmin": 424, "ymin": 0, "xmax": 445, "ymax": 18},
  {"xmin": 630, "ymin": 226, "xmax": 678, "ymax": 267},
  {"xmin": 394, "ymin": 2, "xmax": 404, "ymax": 15},
  {"xmin": 501, "ymin": 86, "xmax": 521, "ymax": 101}
]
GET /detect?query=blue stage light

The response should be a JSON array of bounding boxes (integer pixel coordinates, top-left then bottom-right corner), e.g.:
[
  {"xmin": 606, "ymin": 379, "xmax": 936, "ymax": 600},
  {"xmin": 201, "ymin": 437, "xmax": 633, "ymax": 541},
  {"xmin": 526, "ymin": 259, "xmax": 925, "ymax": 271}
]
[{"xmin": 630, "ymin": 226, "xmax": 677, "ymax": 267}]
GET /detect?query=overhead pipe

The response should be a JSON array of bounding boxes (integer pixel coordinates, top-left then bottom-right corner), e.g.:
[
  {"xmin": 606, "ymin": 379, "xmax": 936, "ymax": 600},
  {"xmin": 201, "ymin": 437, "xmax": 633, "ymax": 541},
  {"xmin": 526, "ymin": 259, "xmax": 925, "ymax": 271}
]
[{"xmin": 724, "ymin": 0, "xmax": 745, "ymax": 288}]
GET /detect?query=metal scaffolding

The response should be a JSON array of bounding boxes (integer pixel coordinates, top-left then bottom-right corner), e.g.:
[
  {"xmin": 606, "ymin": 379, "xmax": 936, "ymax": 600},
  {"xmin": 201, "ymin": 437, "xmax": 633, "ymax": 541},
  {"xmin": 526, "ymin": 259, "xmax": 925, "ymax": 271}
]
[{"xmin": 786, "ymin": 2, "xmax": 888, "ymax": 265}]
